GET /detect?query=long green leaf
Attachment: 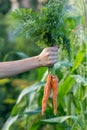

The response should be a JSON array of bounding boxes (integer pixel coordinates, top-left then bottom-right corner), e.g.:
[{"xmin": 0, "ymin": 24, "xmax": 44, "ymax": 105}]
[
  {"xmin": 54, "ymin": 61, "xmax": 72, "ymax": 70},
  {"xmin": 58, "ymin": 75, "xmax": 75, "ymax": 103},
  {"xmin": 16, "ymin": 81, "xmax": 45, "ymax": 104},
  {"xmin": 41, "ymin": 115, "xmax": 77, "ymax": 123},
  {"xmin": 71, "ymin": 74, "xmax": 86, "ymax": 85},
  {"xmin": 2, "ymin": 116, "xmax": 18, "ymax": 130},
  {"xmin": 71, "ymin": 50, "xmax": 85, "ymax": 73},
  {"xmin": 23, "ymin": 108, "xmax": 41, "ymax": 115},
  {"xmin": 3, "ymin": 51, "xmax": 29, "ymax": 61}
]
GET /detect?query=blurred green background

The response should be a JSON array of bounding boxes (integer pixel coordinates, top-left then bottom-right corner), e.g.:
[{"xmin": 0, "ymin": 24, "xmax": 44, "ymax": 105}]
[
  {"xmin": 0, "ymin": 0, "xmax": 86, "ymax": 130},
  {"xmin": 0, "ymin": 0, "xmax": 41, "ymax": 128}
]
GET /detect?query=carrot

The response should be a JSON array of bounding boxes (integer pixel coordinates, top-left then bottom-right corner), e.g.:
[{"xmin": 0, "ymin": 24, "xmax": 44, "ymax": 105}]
[
  {"xmin": 51, "ymin": 75, "xmax": 58, "ymax": 115},
  {"xmin": 42, "ymin": 74, "xmax": 52, "ymax": 115},
  {"xmin": 42, "ymin": 73, "xmax": 58, "ymax": 115}
]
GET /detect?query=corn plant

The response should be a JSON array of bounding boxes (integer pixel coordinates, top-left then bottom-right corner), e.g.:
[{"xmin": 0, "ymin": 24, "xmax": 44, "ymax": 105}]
[{"xmin": 2, "ymin": 0, "xmax": 87, "ymax": 130}]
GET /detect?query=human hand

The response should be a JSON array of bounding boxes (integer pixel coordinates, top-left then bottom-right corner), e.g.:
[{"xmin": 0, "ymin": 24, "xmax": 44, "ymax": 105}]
[{"xmin": 38, "ymin": 47, "xmax": 58, "ymax": 67}]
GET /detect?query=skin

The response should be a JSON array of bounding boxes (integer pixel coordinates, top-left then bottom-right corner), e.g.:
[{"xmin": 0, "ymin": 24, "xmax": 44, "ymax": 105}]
[{"xmin": 0, "ymin": 47, "xmax": 58, "ymax": 79}]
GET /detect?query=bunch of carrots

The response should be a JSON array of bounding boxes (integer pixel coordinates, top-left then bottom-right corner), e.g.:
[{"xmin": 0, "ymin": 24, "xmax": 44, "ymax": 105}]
[{"xmin": 42, "ymin": 72, "xmax": 58, "ymax": 115}]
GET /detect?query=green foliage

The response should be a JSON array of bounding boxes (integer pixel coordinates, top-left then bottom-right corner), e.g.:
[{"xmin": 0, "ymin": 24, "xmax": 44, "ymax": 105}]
[
  {"xmin": 1, "ymin": 0, "xmax": 87, "ymax": 130},
  {"xmin": 0, "ymin": 78, "xmax": 20, "ymax": 129},
  {"xmin": 0, "ymin": 0, "xmax": 11, "ymax": 15},
  {"xmin": 12, "ymin": 0, "xmax": 71, "ymax": 59}
]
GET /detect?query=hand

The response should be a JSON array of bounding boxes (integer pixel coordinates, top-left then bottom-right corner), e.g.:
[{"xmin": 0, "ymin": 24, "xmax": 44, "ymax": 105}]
[{"xmin": 38, "ymin": 47, "xmax": 58, "ymax": 67}]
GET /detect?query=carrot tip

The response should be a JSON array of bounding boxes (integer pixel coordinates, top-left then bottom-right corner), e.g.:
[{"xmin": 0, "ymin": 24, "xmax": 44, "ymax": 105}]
[
  {"xmin": 54, "ymin": 112, "xmax": 57, "ymax": 115},
  {"xmin": 41, "ymin": 111, "xmax": 44, "ymax": 115},
  {"xmin": 54, "ymin": 114, "xmax": 56, "ymax": 115}
]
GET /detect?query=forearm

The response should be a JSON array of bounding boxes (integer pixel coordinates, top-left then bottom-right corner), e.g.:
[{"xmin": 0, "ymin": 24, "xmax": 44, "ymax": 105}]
[
  {"xmin": 0, "ymin": 56, "xmax": 40, "ymax": 79},
  {"xmin": 0, "ymin": 47, "xmax": 58, "ymax": 79}
]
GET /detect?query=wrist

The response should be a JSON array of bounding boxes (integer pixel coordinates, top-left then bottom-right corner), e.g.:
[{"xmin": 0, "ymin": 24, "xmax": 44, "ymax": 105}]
[{"xmin": 38, "ymin": 55, "xmax": 43, "ymax": 67}]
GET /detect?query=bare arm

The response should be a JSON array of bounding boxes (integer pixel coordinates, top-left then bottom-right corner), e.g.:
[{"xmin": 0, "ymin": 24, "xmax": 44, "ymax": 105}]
[
  {"xmin": 0, "ymin": 47, "xmax": 58, "ymax": 79},
  {"xmin": 0, "ymin": 56, "xmax": 40, "ymax": 78}
]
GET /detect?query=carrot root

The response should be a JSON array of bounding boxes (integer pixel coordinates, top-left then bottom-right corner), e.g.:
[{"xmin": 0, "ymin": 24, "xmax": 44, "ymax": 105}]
[
  {"xmin": 42, "ymin": 74, "xmax": 58, "ymax": 115},
  {"xmin": 42, "ymin": 74, "xmax": 52, "ymax": 115}
]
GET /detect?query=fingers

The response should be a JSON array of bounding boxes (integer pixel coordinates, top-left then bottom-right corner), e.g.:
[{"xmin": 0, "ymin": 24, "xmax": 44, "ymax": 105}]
[
  {"xmin": 46, "ymin": 51, "xmax": 58, "ymax": 56},
  {"xmin": 47, "ymin": 54, "xmax": 58, "ymax": 65},
  {"xmin": 45, "ymin": 47, "xmax": 58, "ymax": 52},
  {"xmin": 45, "ymin": 47, "xmax": 58, "ymax": 56},
  {"xmin": 49, "ymin": 59, "xmax": 58, "ymax": 65},
  {"xmin": 39, "ymin": 47, "xmax": 58, "ymax": 67},
  {"xmin": 48, "ymin": 55, "xmax": 58, "ymax": 60}
]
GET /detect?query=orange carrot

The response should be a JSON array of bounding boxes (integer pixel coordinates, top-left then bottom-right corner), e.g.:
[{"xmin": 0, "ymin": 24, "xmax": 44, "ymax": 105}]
[
  {"xmin": 51, "ymin": 75, "xmax": 58, "ymax": 115},
  {"xmin": 42, "ymin": 74, "xmax": 52, "ymax": 115}
]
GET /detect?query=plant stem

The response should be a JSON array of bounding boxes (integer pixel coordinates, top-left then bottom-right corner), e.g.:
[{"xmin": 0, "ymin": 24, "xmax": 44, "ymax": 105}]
[
  {"xmin": 48, "ymin": 65, "xmax": 55, "ymax": 75},
  {"xmin": 82, "ymin": 0, "xmax": 87, "ymax": 112},
  {"xmin": 83, "ymin": 0, "xmax": 87, "ymax": 33}
]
